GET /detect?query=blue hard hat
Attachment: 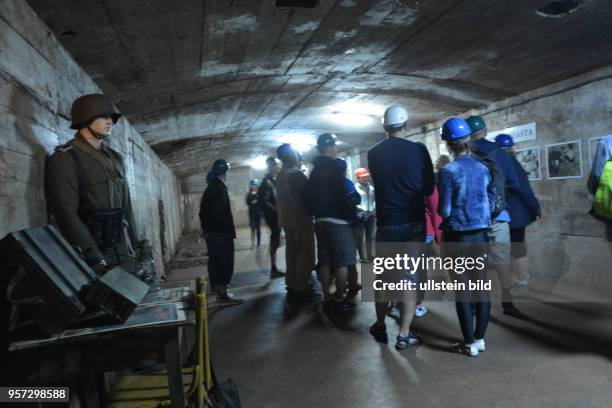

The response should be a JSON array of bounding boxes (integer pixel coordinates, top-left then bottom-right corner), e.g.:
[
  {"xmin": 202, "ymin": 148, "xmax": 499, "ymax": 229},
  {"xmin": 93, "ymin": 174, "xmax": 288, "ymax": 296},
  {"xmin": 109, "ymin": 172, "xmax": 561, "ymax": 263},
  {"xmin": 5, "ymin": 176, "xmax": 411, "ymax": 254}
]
[
  {"xmin": 249, "ymin": 178, "xmax": 259, "ymax": 186},
  {"xmin": 441, "ymin": 118, "xmax": 472, "ymax": 141},
  {"xmin": 495, "ymin": 133, "xmax": 514, "ymax": 148},
  {"xmin": 335, "ymin": 158, "xmax": 347, "ymax": 171},
  {"xmin": 276, "ymin": 143, "xmax": 296, "ymax": 161}
]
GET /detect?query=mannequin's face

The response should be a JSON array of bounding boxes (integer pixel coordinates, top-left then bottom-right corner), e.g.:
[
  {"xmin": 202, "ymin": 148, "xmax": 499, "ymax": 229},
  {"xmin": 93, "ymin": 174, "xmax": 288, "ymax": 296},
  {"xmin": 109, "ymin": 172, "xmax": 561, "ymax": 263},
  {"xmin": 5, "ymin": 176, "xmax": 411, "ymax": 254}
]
[{"xmin": 89, "ymin": 115, "xmax": 113, "ymax": 137}]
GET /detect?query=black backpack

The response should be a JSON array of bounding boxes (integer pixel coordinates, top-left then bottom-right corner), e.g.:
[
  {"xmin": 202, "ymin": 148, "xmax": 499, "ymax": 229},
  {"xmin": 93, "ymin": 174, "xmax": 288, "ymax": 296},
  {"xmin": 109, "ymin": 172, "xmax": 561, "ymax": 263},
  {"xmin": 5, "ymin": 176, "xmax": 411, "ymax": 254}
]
[{"xmin": 473, "ymin": 149, "xmax": 507, "ymax": 218}]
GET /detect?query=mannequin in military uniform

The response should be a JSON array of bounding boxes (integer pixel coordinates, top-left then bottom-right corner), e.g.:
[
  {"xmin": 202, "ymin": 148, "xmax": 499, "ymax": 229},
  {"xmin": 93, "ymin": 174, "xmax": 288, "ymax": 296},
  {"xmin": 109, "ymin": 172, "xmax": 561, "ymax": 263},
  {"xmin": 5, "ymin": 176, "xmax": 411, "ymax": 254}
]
[{"xmin": 45, "ymin": 94, "xmax": 136, "ymax": 274}]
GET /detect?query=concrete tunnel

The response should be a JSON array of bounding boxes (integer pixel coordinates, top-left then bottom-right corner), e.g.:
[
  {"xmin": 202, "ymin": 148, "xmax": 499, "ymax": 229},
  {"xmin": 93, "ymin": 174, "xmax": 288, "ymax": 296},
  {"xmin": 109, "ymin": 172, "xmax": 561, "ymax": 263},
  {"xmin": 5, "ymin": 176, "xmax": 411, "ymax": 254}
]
[{"xmin": 1, "ymin": 0, "xmax": 612, "ymax": 406}]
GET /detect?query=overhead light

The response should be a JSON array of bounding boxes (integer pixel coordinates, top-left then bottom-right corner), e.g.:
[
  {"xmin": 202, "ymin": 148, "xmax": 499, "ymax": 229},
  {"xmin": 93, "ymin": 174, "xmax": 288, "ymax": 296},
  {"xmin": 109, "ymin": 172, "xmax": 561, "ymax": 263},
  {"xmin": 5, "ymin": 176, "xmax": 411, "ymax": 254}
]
[
  {"xmin": 249, "ymin": 156, "xmax": 267, "ymax": 170},
  {"xmin": 279, "ymin": 133, "xmax": 316, "ymax": 153},
  {"xmin": 325, "ymin": 112, "xmax": 373, "ymax": 127}
]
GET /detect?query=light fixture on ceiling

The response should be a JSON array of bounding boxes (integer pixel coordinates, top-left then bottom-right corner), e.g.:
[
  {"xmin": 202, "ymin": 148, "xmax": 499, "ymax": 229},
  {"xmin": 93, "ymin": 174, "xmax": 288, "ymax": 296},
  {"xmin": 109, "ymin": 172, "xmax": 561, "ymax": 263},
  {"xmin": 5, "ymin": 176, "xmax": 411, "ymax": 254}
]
[
  {"xmin": 249, "ymin": 156, "xmax": 267, "ymax": 170},
  {"xmin": 323, "ymin": 100, "xmax": 385, "ymax": 127},
  {"xmin": 325, "ymin": 112, "xmax": 374, "ymax": 127},
  {"xmin": 279, "ymin": 133, "xmax": 317, "ymax": 153}
]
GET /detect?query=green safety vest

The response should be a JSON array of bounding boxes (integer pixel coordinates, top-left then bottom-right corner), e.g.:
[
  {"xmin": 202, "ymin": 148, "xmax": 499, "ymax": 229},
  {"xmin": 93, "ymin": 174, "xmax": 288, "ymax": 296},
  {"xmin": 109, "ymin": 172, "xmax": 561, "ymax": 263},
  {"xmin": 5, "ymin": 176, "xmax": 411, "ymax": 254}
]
[{"xmin": 594, "ymin": 161, "xmax": 612, "ymax": 220}]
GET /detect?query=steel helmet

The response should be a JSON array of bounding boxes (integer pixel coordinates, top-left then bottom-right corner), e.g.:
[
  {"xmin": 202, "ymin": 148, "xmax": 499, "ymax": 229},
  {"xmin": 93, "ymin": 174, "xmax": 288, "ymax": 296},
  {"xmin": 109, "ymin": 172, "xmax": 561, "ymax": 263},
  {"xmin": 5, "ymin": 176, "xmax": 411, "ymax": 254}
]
[
  {"xmin": 441, "ymin": 118, "xmax": 472, "ymax": 142},
  {"xmin": 211, "ymin": 159, "xmax": 230, "ymax": 174},
  {"xmin": 70, "ymin": 94, "xmax": 122, "ymax": 129},
  {"xmin": 249, "ymin": 178, "xmax": 259, "ymax": 186},
  {"xmin": 317, "ymin": 133, "xmax": 337, "ymax": 151},
  {"xmin": 355, "ymin": 167, "xmax": 369, "ymax": 178},
  {"xmin": 495, "ymin": 133, "xmax": 514, "ymax": 148},
  {"xmin": 383, "ymin": 105, "xmax": 409, "ymax": 130},
  {"xmin": 335, "ymin": 158, "xmax": 347, "ymax": 171},
  {"xmin": 276, "ymin": 143, "xmax": 296, "ymax": 161},
  {"xmin": 466, "ymin": 115, "xmax": 486, "ymax": 132}
]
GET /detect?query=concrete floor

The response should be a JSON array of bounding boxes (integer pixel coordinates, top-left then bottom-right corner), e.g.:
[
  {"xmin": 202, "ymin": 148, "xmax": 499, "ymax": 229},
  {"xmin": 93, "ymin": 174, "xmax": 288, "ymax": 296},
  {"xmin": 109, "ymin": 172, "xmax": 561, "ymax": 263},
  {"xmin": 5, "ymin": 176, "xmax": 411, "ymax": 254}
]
[{"xmin": 167, "ymin": 229, "xmax": 612, "ymax": 408}]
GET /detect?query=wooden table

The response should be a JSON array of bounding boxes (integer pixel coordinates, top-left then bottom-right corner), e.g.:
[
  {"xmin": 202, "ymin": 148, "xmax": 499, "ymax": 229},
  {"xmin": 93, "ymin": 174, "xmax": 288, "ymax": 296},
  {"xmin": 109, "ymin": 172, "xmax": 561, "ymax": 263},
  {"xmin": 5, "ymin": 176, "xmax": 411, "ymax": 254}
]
[{"xmin": 8, "ymin": 288, "xmax": 195, "ymax": 408}]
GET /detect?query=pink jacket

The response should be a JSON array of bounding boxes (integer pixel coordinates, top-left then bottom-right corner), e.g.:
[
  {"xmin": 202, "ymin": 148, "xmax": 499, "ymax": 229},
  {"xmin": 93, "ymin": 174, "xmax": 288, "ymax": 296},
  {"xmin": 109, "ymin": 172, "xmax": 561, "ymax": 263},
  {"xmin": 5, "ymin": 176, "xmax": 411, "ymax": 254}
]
[{"xmin": 425, "ymin": 186, "xmax": 443, "ymax": 242}]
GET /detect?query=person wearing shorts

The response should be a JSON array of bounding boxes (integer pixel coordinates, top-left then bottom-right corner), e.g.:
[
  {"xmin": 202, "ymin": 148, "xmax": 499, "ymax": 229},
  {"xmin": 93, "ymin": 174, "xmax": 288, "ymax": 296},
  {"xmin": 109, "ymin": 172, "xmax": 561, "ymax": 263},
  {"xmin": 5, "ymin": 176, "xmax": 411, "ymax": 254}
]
[
  {"xmin": 468, "ymin": 115, "xmax": 521, "ymax": 315},
  {"xmin": 368, "ymin": 105, "xmax": 435, "ymax": 350},
  {"xmin": 307, "ymin": 133, "xmax": 359, "ymax": 311},
  {"xmin": 495, "ymin": 134, "xmax": 541, "ymax": 296}
]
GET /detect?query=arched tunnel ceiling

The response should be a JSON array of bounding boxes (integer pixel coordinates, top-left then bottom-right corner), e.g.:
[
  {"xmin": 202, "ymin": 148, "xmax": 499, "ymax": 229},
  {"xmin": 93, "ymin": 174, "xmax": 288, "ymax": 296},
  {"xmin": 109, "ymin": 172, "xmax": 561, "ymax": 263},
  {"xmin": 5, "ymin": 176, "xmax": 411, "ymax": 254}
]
[{"xmin": 26, "ymin": 0, "xmax": 612, "ymax": 177}]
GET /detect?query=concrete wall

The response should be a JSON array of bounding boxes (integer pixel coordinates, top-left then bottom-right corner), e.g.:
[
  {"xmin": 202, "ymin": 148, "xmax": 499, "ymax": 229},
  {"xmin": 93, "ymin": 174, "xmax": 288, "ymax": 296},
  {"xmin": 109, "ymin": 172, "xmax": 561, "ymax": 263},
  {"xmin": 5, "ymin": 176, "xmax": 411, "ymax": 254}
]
[{"xmin": 0, "ymin": 0, "xmax": 183, "ymax": 275}]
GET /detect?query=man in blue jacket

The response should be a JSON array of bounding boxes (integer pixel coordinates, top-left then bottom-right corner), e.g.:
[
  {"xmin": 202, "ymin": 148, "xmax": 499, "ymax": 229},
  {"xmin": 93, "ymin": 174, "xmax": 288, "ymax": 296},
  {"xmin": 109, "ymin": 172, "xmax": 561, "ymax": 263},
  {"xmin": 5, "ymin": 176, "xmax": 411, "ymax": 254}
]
[
  {"xmin": 368, "ymin": 105, "xmax": 434, "ymax": 350},
  {"xmin": 495, "ymin": 134, "xmax": 541, "ymax": 296},
  {"xmin": 467, "ymin": 116, "xmax": 520, "ymax": 315}
]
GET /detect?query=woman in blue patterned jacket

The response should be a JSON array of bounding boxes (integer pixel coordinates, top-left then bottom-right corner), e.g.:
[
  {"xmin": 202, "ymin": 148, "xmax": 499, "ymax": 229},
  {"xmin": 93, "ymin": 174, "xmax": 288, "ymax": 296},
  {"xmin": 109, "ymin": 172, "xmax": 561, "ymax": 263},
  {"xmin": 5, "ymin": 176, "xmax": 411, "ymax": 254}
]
[{"xmin": 438, "ymin": 117, "xmax": 493, "ymax": 357}]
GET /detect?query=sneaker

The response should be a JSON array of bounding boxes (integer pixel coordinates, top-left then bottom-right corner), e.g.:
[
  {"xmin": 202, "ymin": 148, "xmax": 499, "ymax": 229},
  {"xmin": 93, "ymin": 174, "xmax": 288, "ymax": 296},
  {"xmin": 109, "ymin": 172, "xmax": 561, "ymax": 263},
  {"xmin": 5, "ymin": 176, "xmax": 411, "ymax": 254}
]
[
  {"xmin": 270, "ymin": 267, "xmax": 286, "ymax": 278},
  {"xmin": 511, "ymin": 281, "xmax": 530, "ymax": 297},
  {"xmin": 474, "ymin": 338, "xmax": 486, "ymax": 352},
  {"xmin": 395, "ymin": 332, "xmax": 423, "ymax": 350},
  {"xmin": 502, "ymin": 302, "xmax": 522, "ymax": 317},
  {"xmin": 332, "ymin": 298, "xmax": 355, "ymax": 312},
  {"xmin": 415, "ymin": 305, "xmax": 428, "ymax": 317},
  {"xmin": 451, "ymin": 342, "xmax": 479, "ymax": 357},
  {"xmin": 386, "ymin": 305, "xmax": 400, "ymax": 319},
  {"xmin": 346, "ymin": 284, "xmax": 362, "ymax": 299},
  {"xmin": 369, "ymin": 323, "xmax": 388, "ymax": 343},
  {"xmin": 216, "ymin": 293, "xmax": 244, "ymax": 306},
  {"xmin": 288, "ymin": 289, "xmax": 321, "ymax": 302},
  {"xmin": 344, "ymin": 296, "xmax": 357, "ymax": 308}
]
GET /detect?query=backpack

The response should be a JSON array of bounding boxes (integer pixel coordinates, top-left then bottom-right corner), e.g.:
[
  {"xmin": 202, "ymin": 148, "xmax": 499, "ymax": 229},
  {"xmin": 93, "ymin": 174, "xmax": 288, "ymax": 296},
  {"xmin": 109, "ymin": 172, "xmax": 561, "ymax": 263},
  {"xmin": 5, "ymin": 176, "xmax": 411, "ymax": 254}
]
[
  {"xmin": 594, "ymin": 161, "xmax": 612, "ymax": 220},
  {"xmin": 473, "ymin": 149, "xmax": 507, "ymax": 218}
]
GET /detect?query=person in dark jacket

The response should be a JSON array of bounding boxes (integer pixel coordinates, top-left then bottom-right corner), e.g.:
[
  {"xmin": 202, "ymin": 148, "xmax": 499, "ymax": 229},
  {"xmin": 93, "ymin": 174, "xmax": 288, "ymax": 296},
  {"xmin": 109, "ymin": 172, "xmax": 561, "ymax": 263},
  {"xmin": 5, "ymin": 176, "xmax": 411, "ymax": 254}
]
[
  {"xmin": 439, "ymin": 117, "xmax": 493, "ymax": 357},
  {"xmin": 495, "ymin": 134, "xmax": 541, "ymax": 296},
  {"xmin": 246, "ymin": 179, "xmax": 261, "ymax": 248},
  {"xmin": 199, "ymin": 159, "xmax": 242, "ymax": 306},
  {"xmin": 467, "ymin": 115, "xmax": 521, "ymax": 316},
  {"xmin": 258, "ymin": 157, "xmax": 285, "ymax": 278},
  {"xmin": 307, "ymin": 134, "xmax": 359, "ymax": 311},
  {"xmin": 45, "ymin": 94, "xmax": 136, "ymax": 274},
  {"xmin": 368, "ymin": 105, "xmax": 434, "ymax": 351}
]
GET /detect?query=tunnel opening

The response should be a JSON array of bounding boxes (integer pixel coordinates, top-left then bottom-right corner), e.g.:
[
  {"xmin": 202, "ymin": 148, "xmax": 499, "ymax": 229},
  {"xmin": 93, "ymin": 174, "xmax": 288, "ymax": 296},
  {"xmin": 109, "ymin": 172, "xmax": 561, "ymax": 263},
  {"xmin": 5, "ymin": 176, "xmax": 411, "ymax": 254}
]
[{"xmin": 536, "ymin": 0, "xmax": 583, "ymax": 17}]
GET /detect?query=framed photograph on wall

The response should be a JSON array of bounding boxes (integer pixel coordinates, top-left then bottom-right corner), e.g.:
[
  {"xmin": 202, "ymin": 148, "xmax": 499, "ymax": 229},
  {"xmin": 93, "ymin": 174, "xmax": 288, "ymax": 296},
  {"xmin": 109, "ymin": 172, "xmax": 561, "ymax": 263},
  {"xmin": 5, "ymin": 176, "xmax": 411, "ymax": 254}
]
[
  {"xmin": 588, "ymin": 135, "xmax": 609, "ymax": 169},
  {"xmin": 545, "ymin": 140, "xmax": 583, "ymax": 180},
  {"xmin": 515, "ymin": 146, "xmax": 541, "ymax": 181}
]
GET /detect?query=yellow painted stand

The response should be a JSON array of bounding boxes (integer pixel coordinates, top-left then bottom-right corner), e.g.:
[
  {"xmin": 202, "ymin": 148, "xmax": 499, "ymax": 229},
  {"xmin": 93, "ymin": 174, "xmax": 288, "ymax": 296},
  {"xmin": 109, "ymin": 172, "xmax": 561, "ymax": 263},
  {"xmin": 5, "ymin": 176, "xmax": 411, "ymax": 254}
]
[{"xmin": 108, "ymin": 277, "xmax": 211, "ymax": 408}]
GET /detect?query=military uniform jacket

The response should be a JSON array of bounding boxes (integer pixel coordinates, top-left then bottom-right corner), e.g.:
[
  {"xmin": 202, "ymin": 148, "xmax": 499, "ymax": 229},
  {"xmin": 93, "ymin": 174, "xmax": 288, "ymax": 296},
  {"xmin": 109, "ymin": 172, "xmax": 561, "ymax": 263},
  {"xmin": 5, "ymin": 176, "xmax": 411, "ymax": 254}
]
[{"xmin": 45, "ymin": 134, "xmax": 135, "ymax": 263}]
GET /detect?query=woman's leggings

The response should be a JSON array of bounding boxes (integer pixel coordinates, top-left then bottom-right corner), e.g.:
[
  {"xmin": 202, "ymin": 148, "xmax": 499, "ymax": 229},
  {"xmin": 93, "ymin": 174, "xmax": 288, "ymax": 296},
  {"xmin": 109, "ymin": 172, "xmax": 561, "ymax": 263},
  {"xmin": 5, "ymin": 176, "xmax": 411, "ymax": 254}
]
[{"xmin": 445, "ymin": 229, "xmax": 491, "ymax": 344}]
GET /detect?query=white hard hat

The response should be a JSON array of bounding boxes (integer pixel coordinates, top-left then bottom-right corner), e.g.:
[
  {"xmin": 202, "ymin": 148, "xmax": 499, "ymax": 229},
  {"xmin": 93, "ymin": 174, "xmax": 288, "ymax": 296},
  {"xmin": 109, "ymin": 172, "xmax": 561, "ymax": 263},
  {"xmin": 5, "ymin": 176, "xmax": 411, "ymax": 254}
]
[{"xmin": 383, "ymin": 105, "xmax": 409, "ymax": 129}]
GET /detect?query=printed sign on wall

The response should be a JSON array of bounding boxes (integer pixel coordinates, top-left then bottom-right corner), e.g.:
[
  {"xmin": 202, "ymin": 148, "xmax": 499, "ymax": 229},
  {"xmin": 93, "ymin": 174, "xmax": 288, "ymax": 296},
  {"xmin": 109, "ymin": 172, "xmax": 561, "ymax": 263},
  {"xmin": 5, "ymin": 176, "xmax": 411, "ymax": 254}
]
[{"xmin": 487, "ymin": 122, "xmax": 537, "ymax": 144}]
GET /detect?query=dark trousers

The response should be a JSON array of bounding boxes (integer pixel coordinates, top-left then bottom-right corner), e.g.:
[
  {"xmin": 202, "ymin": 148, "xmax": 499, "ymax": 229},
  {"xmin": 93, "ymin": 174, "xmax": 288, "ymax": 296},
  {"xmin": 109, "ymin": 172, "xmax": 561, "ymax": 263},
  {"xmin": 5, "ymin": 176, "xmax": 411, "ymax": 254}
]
[
  {"xmin": 206, "ymin": 233, "xmax": 235, "ymax": 290},
  {"xmin": 353, "ymin": 215, "xmax": 375, "ymax": 260},
  {"xmin": 249, "ymin": 210, "xmax": 261, "ymax": 246},
  {"xmin": 445, "ymin": 229, "xmax": 490, "ymax": 344}
]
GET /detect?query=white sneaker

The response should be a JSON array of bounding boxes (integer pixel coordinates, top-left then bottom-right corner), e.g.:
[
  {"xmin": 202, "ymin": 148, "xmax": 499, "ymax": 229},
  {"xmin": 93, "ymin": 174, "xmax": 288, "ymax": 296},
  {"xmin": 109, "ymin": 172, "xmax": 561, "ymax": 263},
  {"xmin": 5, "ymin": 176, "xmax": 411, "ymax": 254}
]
[
  {"xmin": 511, "ymin": 281, "xmax": 530, "ymax": 297},
  {"xmin": 415, "ymin": 305, "xmax": 428, "ymax": 317},
  {"xmin": 465, "ymin": 343, "xmax": 479, "ymax": 357},
  {"xmin": 451, "ymin": 342, "xmax": 479, "ymax": 357},
  {"xmin": 474, "ymin": 338, "xmax": 486, "ymax": 352}
]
